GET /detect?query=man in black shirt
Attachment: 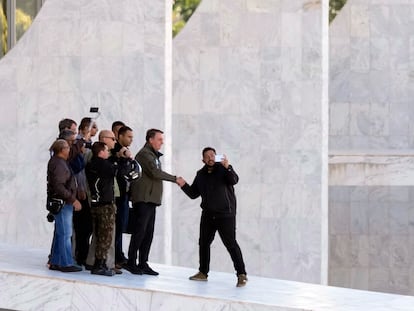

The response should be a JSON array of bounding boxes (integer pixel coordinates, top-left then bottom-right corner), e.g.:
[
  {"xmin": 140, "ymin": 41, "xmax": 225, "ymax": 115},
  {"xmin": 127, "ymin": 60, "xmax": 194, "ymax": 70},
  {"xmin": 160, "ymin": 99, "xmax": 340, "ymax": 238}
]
[
  {"xmin": 177, "ymin": 147, "xmax": 247, "ymax": 287},
  {"xmin": 112, "ymin": 126, "xmax": 134, "ymax": 266}
]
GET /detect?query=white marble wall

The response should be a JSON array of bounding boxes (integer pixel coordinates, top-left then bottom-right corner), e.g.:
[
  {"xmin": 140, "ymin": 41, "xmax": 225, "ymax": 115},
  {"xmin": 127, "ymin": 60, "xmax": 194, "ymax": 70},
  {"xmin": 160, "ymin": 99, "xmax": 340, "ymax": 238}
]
[
  {"xmin": 0, "ymin": 0, "xmax": 328, "ymax": 285},
  {"xmin": 330, "ymin": 0, "xmax": 414, "ymax": 150},
  {"xmin": 172, "ymin": 0, "xmax": 327, "ymax": 282},
  {"xmin": 0, "ymin": 0, "xmax": 172, "ymax": 262},
  {"xmin": 329, "ymin": 0, "xmax": 414, "ymax": 294}
]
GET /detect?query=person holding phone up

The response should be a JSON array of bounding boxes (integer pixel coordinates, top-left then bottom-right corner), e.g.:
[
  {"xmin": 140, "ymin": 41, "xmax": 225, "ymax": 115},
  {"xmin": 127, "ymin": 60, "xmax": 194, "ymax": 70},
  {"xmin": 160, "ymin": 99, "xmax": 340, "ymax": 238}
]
[{"xmin": 176, "ymin": 147, "xmax": 247, "ymax": 287}]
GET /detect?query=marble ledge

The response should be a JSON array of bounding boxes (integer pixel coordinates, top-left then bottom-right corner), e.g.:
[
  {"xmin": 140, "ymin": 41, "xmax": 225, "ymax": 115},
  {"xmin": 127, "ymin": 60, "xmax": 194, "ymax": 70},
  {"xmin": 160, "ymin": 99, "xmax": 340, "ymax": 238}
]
[
  {"xmin": 329, "ymin": 150, "xmax": 414, "ymax": 158},
  {"xmin": 1, "ymin": 243, "xmax": 414, "ymax": 311},
  {"xmin": 329, "ymin": 150, "xmax": 414, "ymax": 186}
]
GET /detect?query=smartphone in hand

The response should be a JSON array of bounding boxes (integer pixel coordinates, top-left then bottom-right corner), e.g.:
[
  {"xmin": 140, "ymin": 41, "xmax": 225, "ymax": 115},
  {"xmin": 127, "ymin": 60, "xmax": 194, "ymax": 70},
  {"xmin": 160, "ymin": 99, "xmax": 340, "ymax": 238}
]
[{"xmin": 215, "ymin": 154, "xmax": 224, "ymax": 162}]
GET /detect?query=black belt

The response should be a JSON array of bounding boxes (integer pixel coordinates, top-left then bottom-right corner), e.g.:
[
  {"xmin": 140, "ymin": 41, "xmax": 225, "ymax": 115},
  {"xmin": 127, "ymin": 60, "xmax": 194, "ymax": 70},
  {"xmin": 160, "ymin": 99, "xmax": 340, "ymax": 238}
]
[{"xmin": 91, "ymin": 201, "xmax": 114, "ymax": 207}]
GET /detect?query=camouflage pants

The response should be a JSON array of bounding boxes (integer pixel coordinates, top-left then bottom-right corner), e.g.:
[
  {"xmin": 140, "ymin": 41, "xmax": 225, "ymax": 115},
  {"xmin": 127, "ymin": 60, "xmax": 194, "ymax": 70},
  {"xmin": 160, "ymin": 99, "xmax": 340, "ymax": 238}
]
[{"xmin": 91, "ymin": 203, "xmax": 116, "ymax": 260}]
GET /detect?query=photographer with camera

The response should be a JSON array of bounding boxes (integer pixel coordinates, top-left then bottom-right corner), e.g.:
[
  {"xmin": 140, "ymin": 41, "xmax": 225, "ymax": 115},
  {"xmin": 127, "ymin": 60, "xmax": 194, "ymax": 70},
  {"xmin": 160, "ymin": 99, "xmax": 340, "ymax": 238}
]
[
  {"xmin": 85, "ymin": 130, "xmax": 123, "ymax": 274},
  {"xmin": 85, "ymin": 142, "xmax": 117, "ymax": 276},
  {"xmin": 112, "ymin": 126, "xmax": 134, "ymax": 267},
  {"xmin": 47, "ymin": 139, "xmax": 82, "ymax": 273},
  {"xmin": 47, "ymin": 119, "xmax": 84, "ymax": 263},
  {"xmin": 71, "ymin": 117, "xmax": 97, "ymax": 267}
]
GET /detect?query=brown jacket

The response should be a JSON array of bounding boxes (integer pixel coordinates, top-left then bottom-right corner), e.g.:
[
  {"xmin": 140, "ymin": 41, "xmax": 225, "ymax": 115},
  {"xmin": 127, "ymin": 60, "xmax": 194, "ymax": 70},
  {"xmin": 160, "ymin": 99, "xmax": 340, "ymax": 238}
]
[{"xmin": 47, "ymin": 155, "xmax": 77, "ymax": 204}]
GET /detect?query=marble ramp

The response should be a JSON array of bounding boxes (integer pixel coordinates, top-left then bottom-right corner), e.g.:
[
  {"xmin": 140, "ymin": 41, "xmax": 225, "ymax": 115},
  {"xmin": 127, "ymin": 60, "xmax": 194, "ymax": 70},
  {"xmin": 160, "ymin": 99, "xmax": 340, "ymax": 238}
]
[{"xmin": 0, "ymin": 243, "xmax": 413, "ymax": 311}]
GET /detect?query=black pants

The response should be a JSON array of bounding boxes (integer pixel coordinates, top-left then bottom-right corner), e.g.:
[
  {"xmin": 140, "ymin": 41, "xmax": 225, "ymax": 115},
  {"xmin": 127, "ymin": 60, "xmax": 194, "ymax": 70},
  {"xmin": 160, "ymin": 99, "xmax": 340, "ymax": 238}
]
[
  {"xmin": 127, "ymin": 202, "xmax": 156, "ymax": 267},
  {"xmin": 115, "ymin": 194, "xmax": 129, "ymax": 263},
  {"xmin": 73, "ymin": 199, "xmax": 92, "ymax": 265},
  {"xmin": 199, "ymin": 213, "xmax": 246, "ymax": 276}
]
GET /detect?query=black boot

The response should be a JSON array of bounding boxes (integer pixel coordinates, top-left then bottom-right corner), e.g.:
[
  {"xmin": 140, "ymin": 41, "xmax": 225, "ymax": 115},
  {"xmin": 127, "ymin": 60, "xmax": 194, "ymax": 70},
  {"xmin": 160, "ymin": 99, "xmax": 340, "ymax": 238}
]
[{"xmin": 91, "ymin": 259, "xmax": 115, "ymax": 276}]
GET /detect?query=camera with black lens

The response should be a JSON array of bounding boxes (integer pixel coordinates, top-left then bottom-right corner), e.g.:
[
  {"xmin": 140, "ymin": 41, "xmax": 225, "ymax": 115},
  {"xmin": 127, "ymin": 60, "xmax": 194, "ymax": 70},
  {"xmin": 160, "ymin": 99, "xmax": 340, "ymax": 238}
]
[
  {"xmin": 84, "ymin": 140, "xmax": 92, "ymax": 149},
  {"xmin": 124, "ymin": 160, "xmax": 142, "ymax": 182},
  {"xmin": 46, "ymin": 212, "xmax": 55, "ymax": 222},
  {"xmin": 46, "ymin": 197, "xmax": 64, "ymax": 214}
]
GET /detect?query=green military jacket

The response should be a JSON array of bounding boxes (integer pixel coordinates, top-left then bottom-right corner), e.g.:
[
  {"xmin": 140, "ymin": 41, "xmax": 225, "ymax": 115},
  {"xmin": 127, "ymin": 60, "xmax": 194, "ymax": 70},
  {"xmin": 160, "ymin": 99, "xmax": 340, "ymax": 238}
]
[{"xmin": 129, "ymin": 143, "xmax": 176, "ymax": 205}]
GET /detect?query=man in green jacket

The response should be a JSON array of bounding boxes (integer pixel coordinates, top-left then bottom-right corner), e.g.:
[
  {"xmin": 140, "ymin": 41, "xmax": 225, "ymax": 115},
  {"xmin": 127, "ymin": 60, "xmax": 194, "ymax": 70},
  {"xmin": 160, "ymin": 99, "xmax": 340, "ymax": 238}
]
[{"xmin": 125, "ymin": 128, "xmax": 177, "ymax": 275}]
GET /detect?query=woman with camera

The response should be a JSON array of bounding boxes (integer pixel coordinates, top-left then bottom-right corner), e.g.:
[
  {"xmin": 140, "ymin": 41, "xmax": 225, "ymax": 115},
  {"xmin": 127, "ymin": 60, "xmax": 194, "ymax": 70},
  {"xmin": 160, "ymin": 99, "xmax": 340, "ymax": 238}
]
[{"xmin": 47, "ymin": 139, "xmax": 82, "ymax": 272}]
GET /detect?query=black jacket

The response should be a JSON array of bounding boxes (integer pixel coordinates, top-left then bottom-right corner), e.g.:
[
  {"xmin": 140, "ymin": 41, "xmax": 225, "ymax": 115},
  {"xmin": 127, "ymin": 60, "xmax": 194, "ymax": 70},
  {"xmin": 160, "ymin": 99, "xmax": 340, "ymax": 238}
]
[
  {"xmin": 181, "ymin": 164, "xmax": 238, "ymax": 216},
  {"xmin": 86, "ymin": 157, "xmax": 116, "ymax": 205},
  {"xmin": 112, "ymin": 142, "xmax": 131, "ymax": 196}
]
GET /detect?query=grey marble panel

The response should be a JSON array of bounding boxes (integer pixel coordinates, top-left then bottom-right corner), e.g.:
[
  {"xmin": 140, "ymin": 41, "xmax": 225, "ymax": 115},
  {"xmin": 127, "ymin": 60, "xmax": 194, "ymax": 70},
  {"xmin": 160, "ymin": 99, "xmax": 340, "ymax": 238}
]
[
  {"xmin": 349, "ymin": 235, "xmax": 369, "ymax": 268},
  {"xmin": 329, "ymin": 185, "xmax": 414, "ymax": 294},
  {"xmin": 350, "ymin": 268, "xmax": 370, "ymax": 290}
]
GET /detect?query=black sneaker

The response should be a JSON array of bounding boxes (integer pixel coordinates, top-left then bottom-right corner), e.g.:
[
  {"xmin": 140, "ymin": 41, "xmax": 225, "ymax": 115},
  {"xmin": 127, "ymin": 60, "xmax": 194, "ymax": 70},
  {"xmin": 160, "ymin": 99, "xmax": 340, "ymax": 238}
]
[
  {"xmin": 91, "ymin": 266, "xmax": 115, "ymax": 277},
  {"xmin": 113, "ymin": 267, "xmax": 123, "ymax": 275},
  {"xmin": 49, "ymin": 264, "xmax": 60, "ymax": 271},
  {"xmin": 84, "ymin": 263, "xmax": 93, "ymax": 271},
  {"xmin": 60, "ymin": 265, "xmax": 82, "ymax": 272},
  {"xmin": 123, "ymin": 263, "xmax": 142, "ymax": 275},
  {"xmin": 116, "ymin": 255, "xmax": 128, "ymax": 266},
  {"xmin": 139, "ymin": 265, "xmax": 159, "ymax": 276}
]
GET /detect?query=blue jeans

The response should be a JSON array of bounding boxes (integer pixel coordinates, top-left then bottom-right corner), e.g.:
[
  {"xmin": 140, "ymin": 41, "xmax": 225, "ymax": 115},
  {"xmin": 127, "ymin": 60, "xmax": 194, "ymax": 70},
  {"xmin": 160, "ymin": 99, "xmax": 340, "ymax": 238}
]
[{"xmin": 50, "ymin": 203, "xmax": 74, "ymax": 267}]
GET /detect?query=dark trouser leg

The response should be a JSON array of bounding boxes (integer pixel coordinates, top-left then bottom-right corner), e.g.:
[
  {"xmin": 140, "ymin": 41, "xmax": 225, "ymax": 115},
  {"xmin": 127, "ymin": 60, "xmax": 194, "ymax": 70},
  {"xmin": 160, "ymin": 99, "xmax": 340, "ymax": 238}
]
[
  {"xmin": 198, "ymin": 214, "xmax": 217, "ymax": 275},
  {"xmin": 115, "ymin": 195, "xmax": 128, "ymax": 263},
  {"xmin": 73, "ymin": 198, "xmax": 92, "ymax": 265},
  {"xmin": 138, "ymin": 204, "xmax": 156, "ymax": 266},
  {"xmin": 127, "ymin": 202, "xmax": 154, "ymax": 265},
  {"xmin": 216, "ymin": 216, "xmax": 246, "ymax": 275}
]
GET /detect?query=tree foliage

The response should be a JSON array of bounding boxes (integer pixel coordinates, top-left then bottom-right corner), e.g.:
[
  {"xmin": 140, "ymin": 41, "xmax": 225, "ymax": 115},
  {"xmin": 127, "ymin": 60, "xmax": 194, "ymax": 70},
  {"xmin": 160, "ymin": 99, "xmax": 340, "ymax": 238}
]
[
  {"xmin": 0, "ymin": 1, "xmax": 34, "ymax": 57},
  {"xmin": 0, "ymin": 2, "xmax": 6, "ymax": 56},
  {"xmin": 173, "ymin": 0, "xmax": 201, "ymax": 37},
  {"xmin": 16, "ymin": 8, "xmax": 32, "ymax": 41},
  {"xmin": 329, "ymin": 0, "xmax": 347, "ymax": 23}
]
